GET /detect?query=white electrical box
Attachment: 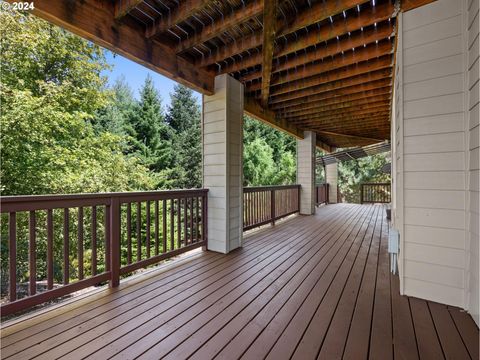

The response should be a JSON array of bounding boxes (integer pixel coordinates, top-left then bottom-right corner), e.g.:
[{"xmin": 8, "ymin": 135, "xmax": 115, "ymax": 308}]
[
  {"xmin": 388, "ymin": 228, "xmax": 399, "ymax": 254},
  {"xmin": 388, "ymin": 229, "xmax": 400, "ymax": 274}
]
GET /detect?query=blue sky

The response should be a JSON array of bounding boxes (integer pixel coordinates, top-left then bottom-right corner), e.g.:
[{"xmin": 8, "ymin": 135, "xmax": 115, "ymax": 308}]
[{"xmin": 102, "ymin": 50, "xmax": 202, "ymax": 107}]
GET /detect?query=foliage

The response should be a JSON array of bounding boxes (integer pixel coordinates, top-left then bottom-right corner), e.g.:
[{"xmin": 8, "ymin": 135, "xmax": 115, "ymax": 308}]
[
  {"xmin": 243, "ymin": 115, "xmax": 296, "ymax": 186},
  {"xmin": 338, "ymin": 153, "xmax": 391, "ymax": 203},
  {"xmin": 166, "ymin": 84, "xmax": 202, "ymax": 189}
]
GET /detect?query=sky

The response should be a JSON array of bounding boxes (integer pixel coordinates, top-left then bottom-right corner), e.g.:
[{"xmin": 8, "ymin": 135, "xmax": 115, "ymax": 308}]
[{"xmin": 102, "ymin": 50, "xmax": 202, "ymax": 107}]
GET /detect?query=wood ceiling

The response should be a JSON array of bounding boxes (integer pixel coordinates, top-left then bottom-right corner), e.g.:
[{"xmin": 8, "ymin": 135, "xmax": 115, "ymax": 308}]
[{"xmin": 27, "ymin": 0, "xmax": 434, "ymax": 151}]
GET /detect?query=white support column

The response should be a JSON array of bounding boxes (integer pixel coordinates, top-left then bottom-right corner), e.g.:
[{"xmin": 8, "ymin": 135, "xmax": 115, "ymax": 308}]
[
  {"xmin": 326, "ymin": 162, "xmax": 338, "ymax": 203},
  {"xmin": 297, "ymin": 131, "xmax": 316, "ymax": 215},
  {"xmin": 202, "ymin": 74, "xmax": 244, "ymax": 254}
]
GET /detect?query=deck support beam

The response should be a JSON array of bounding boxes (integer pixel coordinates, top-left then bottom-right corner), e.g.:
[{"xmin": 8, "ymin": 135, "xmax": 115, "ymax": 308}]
[
  {"xmin": 202, "ymin": 74, "xmax": 244, "ymax": 254},
  {"xmin": 297, "ymin": 131, "xmax": 317, "ymax": 215}
]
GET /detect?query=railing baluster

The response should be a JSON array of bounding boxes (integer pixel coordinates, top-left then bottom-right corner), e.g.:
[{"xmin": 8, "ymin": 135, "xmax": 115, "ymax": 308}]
[
  {"xmin": 9, "ymin": 212, "xmax": 17, "ymax": 301},
  {"xmin": 190, "ymin": 197, "xmax": 194, "ymax": 244},
  {"xmin": 92, "ymin": 206, "xmax": 97, "ymax": 276},
  {"xmin": 29, "ymin": 211, "xmax": 36, "ymax": 296},
  {"xmin": 170, "ymin": 198, "xmax": 174, "ymax": 251},
  {"xmin": 155, "ymin": 200, "xmax": 159, "ymax": 255},
  {"xmin": 146, "ymin": 200, "xmax": 151, "ymax": 258},
  {"xmin": 184, "ymin": 198, "xmax": 188, "ymax": 246},
  {"xmin": 78, "ymin": 207, "xmax": 84, "ymax": 280},
  {"xmin": 271, "ymin": 189, "xmax": 275, "ymax": 225},
  {"xmin": 47, "ymin": 209, "xmax": 54, "ymax": 290},
  {"xmin": 195, "ymin": 197, "xmax": 199, "ymax": 243},
  {"xmin": 105, "ymin": 204, "xmax": 111, "ymax": 272},
  {"xmin": 177, "ymin": 198, "xmax": 181, "ymax": 249},
  {"xmin": 163, "ymin": 199, "xmax": 167, "ymax": 253},
  {"xmin": 110, "ymin": 197, "xmax": 120, "ymax": 287},
  {"xmin": 127, "ymin": 203, "xmax": 132, "ymax": 264},
  {"xmin": 136, "ymin": 202, "xmax": 141, "ymax": 261},
  {"xmin": 64, "ymin": 208, "xmax": 69, "ymax": 284}
]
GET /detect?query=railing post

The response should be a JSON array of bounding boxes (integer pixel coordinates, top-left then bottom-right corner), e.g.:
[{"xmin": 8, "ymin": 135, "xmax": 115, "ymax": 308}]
[
  {"xmin": 360, "ymin": 184, "xmax": 364, "ymax": 204},
  {"xmin": 110, "ymin": 197, "xmax": 120, "ymax": 287},
  {"xmin": 271, "ymin": 189, "xmax": 276, "ymax": 226},
  {"xmin": 202, "ymin": 193, "xmax": 208, "ymax": 250}
]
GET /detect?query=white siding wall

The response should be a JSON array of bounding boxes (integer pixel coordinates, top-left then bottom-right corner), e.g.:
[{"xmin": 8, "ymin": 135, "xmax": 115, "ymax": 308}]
[
  {"xmin": 297, "ymin": 131, "xmax": 316, "ymax": 214},
  {"xmin": 466, "ymin": 0, "xmax": 479, "ymax": 326},
  {"xmin": 326, "ymin": 162, "xmax": 338, "ymax": 204},
  {"xmin": 396, "ymin": 0, "xmax": 468, "ymax": 307},
  {"xmin": 202, "ymin": 74, "xmax": 244, "ymax": 254}
]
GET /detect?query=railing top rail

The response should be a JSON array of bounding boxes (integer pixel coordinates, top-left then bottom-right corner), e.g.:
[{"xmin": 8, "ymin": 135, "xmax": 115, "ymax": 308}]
[
  {"xmin": 243, "ymin": 184, "xmax": 300, "ymax": 192},
  {"xmin": 0, "ymin": 189, "xmax": 209, "ymax": 213}
]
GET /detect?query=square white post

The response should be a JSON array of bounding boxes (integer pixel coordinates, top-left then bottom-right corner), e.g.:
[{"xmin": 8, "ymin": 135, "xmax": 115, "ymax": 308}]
[
  {"xmin": 326, "ymin": 162, "xmax": 338, "ymax": 203},
  {"xmin": 202, "ymin": 74, "xmax": 244, "ymax": 254},
  {"xmin": 297, "ymin": 131, "xmax": 316, "ymax": 215}
]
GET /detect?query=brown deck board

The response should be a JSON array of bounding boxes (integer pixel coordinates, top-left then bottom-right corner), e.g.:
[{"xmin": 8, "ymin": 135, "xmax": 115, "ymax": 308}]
[{"xmin": 1, "ymin": 204, "xmax": 477, "ymax": 360}]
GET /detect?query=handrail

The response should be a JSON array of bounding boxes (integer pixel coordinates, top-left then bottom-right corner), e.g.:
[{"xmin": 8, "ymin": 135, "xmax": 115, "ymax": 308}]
[
  {"xmin": 0, "ymin": 189, "xmax": 208, "ymax": 316},
  {"xmin": 360, "ymin": 183, "xmax": 391, "ymax": 204},
  {"xmin": 243, "ymin": 184, "xmax": 300, "ymax": 231}
]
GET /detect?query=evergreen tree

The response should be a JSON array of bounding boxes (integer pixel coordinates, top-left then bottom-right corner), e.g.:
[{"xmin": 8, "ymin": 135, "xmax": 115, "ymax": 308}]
[
  {"xmin": 129, "ymin": 75, "xmax": 173, "ymax": 175},
  {"xmin": 166, "ymin": 84, "xmax": 200, "ymax": 133},
  {"xmin": 94, "ymin": 75, "xmax": 136, "ymax": 136},
  {"xmin": 167, "ymin": 84, "xmax": 202, "ymax": 189}
]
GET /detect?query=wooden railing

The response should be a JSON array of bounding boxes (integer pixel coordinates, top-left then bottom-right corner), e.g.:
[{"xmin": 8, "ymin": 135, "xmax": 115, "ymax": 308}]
[
  {"xmin": 243, "ymin": 185, "xmax": 300, "ymax": 231},
  {"xmin": 0, "ymin": 189, "xmax": 208, "ymax": 316},
  {"xmin": 360, "ymin": 183, "xmax": 391, "ymax": 204},
  {"xmin": 315, "ymin": 183, "xmax": 329, "ymax": 205}
]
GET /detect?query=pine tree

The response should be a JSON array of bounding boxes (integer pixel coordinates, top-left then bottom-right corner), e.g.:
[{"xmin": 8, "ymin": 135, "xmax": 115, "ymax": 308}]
[
  {"xmin": 94, "ymin": 75, "xmax": 136, "ymax": 136},
  {"xmin": 166, "ymin": 84, "xmax": 202, "ymax": 188},
  {"xmin": 166, "ymin": 84, "xmax": 200, "ymax": 133},
  {"xmin": 129, "ymin": 75, "xmax": 173, "ymax": 174}
]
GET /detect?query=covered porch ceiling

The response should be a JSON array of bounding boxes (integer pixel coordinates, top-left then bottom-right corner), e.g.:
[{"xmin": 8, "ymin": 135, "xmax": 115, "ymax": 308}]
[{"xmin": 28, "ymin": 0, "xmax": 434, "ymax": 151}]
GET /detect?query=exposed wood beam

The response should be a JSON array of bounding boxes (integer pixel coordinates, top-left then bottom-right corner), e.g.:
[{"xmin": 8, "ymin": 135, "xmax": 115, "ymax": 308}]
[
  {"xmin": 277, "ymin": 88, "xmax": 392, "ymax": 114},
  {"xmin": 221, "ymin": 21, "xmax": 394, "ymax": 75},
  {"xmin": 244, "ymin": 98, "xmax": 303, "ymax": 139},
  {"xmin": 309, "ymin": 123, "xmax": 390, "ymax": 133},
  {"xmin": 279, "ymin": 0, "xmax": 370, "ymax": 37},
  {"xmin": 279, "ymin": 96, "xmax": 391, "ymax": 117},
  {"xmin": 276, "ymin": 2, "xmax": 397, "ymax": 57},
  {"xmin": 316, "ymin": 131, "xmax": 384, "ymax": 142},
  {"xmin": 247, "ymin": 54, "xmax": 393, "ymax": 94},
  {"xmin": 270, "ymin": 78, "xmax": 392, "ymax": 110},
  {"xmin": 241, "ymin": 40, "xmax": 394, "ymax": 84},
  {"xmin": 268, "ymin": 69, "xmax": 392, "ymax": 104},
  {"xmin": 28, "ymin": 0, "xmax": 214, "ymax": 95},
  {"xmin": 290, "ymin": 112, "xmax": 390, "ymax": 125},
  {"xmin": 284, "ymin": 101, "xmax": 391, "ymax": 120},
  {"xmin": 114, "ymin": 0, "xmax": 143, "ymax": 19},
  {"xmin": 401, "ymin": 0, "xmax": 437, "ymax": 12},
  {"xmin": 198, "ymin": 1, "xmax": 395, "ymax": 69},
  {"xmin": 244, "ymin": 99, "xmax": 333, "ymax": 152},
  {"xmin": 146, "ymin": 0, "xmax": 214, "ymax": 38},
  {"xmin": 261, "ymin": 0, "xmax": 278, "ymax": 106},
  {"xmin": 175, "ymin": 1, "xmax": 264, "ymax": 54}
]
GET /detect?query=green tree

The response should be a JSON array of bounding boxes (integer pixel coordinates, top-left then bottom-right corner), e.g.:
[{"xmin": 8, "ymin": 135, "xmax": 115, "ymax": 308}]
[
  {"xmin": 338, "ymin": 153, "xmax": 391, "ymax": 203},
  {"xmin": 94, "ymin": 75, "xmax": 136, "ymax": 136},
  {"xmin": 128, "ymin": 75, "xmax": 173, "ymax": 177},
  {"xmin": 0, "ymin": 10, "xmax": 153, "ymax": 196},
  {"xmin": 243, "ymin": 115, "xmax": 296, "ymax": 186},
  {"xmin": 166, "ymin": 84, "xmax": 202, "ymax": 189}
]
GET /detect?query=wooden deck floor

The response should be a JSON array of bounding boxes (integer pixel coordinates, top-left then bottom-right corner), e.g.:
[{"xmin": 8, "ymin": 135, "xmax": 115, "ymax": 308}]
[{"xmin": 1, "ymin": 204, "xmax": 478, "ymax": 360}]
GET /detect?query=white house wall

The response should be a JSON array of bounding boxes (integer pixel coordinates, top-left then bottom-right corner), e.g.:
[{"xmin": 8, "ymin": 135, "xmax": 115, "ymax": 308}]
[{"xmin": 393, "ymin": 0, "xmax": 480, "ymax": 318}]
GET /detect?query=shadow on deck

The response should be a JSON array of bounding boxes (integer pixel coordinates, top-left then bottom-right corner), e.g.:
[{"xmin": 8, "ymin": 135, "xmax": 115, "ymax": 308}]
[{"xmin": 1, "ymin": 204, "xmax": 478, "ymax": 359}]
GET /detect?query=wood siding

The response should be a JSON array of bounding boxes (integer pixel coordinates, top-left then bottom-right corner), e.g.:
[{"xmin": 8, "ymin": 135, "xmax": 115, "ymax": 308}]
[
  {"xmin": 466, "ymin": 0, "xmax": 479, "ymax": 326},
  {"xmin": 396, "ymin": 0, "xmax": 468, "ymax": 307}
]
